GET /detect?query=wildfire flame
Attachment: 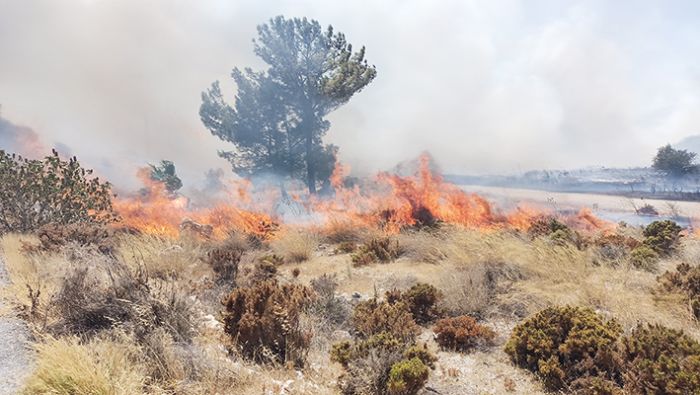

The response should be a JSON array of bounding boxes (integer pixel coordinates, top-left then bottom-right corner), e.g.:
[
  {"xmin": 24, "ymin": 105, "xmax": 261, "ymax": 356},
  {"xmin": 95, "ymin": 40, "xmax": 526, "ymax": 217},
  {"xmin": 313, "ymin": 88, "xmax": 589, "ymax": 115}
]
[{"xmin": 113, "ymin": 154, "xmax": 610, "ymax": 239}]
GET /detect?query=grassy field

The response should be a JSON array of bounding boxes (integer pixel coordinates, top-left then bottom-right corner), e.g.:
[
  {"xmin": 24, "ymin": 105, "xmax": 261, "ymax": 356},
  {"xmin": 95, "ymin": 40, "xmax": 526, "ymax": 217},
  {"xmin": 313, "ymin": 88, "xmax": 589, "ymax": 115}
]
[{"xmin": 0, "ymin": 216, "xmax": 698, "ymax": 394}]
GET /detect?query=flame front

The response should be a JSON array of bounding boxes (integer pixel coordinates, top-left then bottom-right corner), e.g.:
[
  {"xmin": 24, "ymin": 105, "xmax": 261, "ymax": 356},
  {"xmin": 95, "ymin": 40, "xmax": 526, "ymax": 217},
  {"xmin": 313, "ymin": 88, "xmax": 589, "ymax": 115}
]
[{"xmin": 113, "ymin": 154, "xmax": 609, "ymax": 238}]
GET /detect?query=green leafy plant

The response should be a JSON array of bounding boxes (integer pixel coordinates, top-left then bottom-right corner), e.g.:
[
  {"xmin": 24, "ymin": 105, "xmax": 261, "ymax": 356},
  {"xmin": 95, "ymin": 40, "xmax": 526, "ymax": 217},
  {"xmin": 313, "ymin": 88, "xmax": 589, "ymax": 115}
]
[
  {"xmin": 433, "ymin": 315, "xmax": 496, "ymax": 352},
  {"xmin": 630, "ymin": 245, "xmax": 660, "ymax": 272},
  {"xmin": 386, "ymin": 357, "xmax": 430, "ymax": 395},
  {"xmin": 0, "ymin": 150, "xmax": 115, "ymax": 233},
  {"xmin": 504, "ymin": 306, "xmax": 622, "ymax": 391}
]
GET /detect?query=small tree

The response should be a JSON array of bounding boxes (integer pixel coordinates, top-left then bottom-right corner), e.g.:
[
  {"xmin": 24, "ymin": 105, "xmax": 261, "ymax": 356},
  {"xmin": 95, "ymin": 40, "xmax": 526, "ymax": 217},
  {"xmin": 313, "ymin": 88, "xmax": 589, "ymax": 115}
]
[
  {"xmin": 148, "ymin": 160, "xmax": 182, "ymax": 194},
  {"xmin": 652, "ymin": 144, "xmax": 697, "ymax": 177},
  {"xmin": 201, "ymin": 16, "xmax": 376, "ymax": 193},
  {"xmin": 0, "ymin": 150, "xmax": 115, "ymax": 233}
]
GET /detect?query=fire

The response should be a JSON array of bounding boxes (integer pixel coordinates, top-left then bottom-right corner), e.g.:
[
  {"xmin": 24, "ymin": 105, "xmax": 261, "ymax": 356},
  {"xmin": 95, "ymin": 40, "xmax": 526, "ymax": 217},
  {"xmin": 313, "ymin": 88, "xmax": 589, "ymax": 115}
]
[{"xmin": 113, "ymin": 154, "xmax": 610, "ymax": 239}]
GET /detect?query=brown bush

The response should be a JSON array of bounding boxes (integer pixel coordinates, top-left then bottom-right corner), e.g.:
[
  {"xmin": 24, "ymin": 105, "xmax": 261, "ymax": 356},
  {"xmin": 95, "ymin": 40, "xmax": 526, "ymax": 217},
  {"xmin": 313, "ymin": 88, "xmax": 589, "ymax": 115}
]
[
  {"xmin": 351, "ymin": 237, "xmax": 402, "ymax": 266},
  {"xmin": 50, "ymin": 260, "xmax": 195, "ymax": 342},
  {"xmin": 594, "ymin": 233, "xmax": 641, "ymax": 263},
  {"xmin": 206, "ymin": 236, "xmax": 246, "ymax": 284},
  {"xmin": 618, "ymin": 324, "xmax": 700, "ymax": 395},
  {"xmin": 433, "ymin": 315, "xmax": 496, "ymax": 352},
  {"xmin": 25, "ymin": 222, "xmax": 116, "ymax": 255},
  {"xmin": 351, "ymin": 299, "xmax": 419, "ymax": 342},
  {"xmin": 386, "ymin": 283, "xmax": 443, "ymax": 324},
  {"xmin": 222, "ymin": 280, "xmax": 315, "ymax": 367},
  {"xmin": 657, "ymin": 263, "xmax": 700, "ymax": 318}
]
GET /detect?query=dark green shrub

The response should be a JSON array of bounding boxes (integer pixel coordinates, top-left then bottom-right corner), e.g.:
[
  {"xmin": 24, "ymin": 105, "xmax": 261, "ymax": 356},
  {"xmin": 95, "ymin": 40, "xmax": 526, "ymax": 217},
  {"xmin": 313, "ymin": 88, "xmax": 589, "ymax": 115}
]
[
  {"xmin": 386, "ymin": 357, "xmax": 430, "ymax": 395},
  {"xmin": 351, "ymin": 299, "xmax": 419, "ymax": 341},
  {"xmin": 386, "ymin": 283, "xmax": 443, "ymax": 324},
  {"xmin": 618, "ymin": 324, "xmax": 700, "ymax": 395},
  {"xmin": 351, "ymin": 237, "xmax": 401, "ymax": 266},
  {"xmin": 630, "ymin": 245, "xmax": 660, "ymax": 272},
  {"xmin": 434, "ymin": 315, "xmax": 496, "ymax": 352},
  {"xmin": 642, "ymin": 220, "xmax": 682, "ymax": 255},
  {"xmin": 504, "ymin": 306, "xmax": 622, "ymax": 391},
  {"xmin": 0, "ymin": 150, "xmax": 115, "ymax": 233},
  {"xmin": 222, "ymin": 280, "xmax": 315, "ymax": 367}
]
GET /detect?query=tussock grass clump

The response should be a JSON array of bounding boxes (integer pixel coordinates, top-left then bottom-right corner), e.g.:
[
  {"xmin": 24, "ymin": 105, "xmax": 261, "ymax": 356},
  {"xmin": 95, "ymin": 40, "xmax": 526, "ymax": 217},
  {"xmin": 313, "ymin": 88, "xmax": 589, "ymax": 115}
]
[
  {"xmin": 222, "ymin": 279, "xmax": 315, "ymax": 367},
  {"xmin": 23, "ymin": 336, "xmax": 145, "ymax": 395},
  {"xmin": 504, "ymin": 306, "xmax": 622, "ymax": 391},
  {"xmin": 351, "ymin": 237, "xmax": 402, "ymax": 266},
  {"xmin": 271, "ymin": 229, "xmax": 318, "ymax": 263},
  {"xmin": 308, "ymin": 274, "xmax": 351, "ymax": 329},
  {"xmin": 433, "ymin": 315, "xmax": 496, "ymax": 352}
]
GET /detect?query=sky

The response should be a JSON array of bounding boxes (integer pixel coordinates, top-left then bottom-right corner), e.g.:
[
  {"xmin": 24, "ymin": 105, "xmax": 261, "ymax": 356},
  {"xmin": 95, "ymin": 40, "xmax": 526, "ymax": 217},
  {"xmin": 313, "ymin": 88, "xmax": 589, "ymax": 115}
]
[{"xmin": 1, "ymin": 0, "xmax": 699, "ymax": 188}]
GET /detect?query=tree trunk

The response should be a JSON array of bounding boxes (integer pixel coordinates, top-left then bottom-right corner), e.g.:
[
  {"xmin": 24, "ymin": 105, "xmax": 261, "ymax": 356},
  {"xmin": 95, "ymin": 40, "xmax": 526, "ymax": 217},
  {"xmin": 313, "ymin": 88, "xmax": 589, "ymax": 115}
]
[{"xmin": 305, "ymin": 132, "xmax": 316, "ymax": 194}]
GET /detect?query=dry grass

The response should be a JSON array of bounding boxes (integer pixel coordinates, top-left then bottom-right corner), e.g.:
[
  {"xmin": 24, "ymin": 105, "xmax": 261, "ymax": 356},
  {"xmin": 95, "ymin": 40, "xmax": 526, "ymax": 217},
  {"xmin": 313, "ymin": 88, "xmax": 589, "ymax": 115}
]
[{"xmin": 270, "ymin": 228, "xmax": 319, "ymax": 263}]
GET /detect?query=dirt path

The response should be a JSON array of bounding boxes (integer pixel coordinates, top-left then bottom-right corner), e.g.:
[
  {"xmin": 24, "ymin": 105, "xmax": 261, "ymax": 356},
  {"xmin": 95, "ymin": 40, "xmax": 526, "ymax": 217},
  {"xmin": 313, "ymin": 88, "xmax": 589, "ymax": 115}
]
[{"xmin": 0, "ymin": 254, "xmax": 33, "ymax": 395}]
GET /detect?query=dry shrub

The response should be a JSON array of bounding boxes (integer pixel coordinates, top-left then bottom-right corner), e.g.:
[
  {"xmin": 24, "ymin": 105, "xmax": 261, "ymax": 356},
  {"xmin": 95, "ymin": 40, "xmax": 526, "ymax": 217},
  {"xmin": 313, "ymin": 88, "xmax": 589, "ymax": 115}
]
[
  {"xmin": 593, "ymin": 233, "xmax": 641, "ymax": 264},
  {"xmin": 271, "ymin": 229, "xmax": 318, "ymax": 263},
  {"xmin": 504, "ymin": 306, "xmax": 622, "ymax": 391},
  {"xmin": 351, "ymin": 237, "xmax": 402, "ymax": 266},
  {"xmin": 23, "ymin": 336, "xmax": 145, "ymax": 395},
  {"xmin": 657, "ymin": 262, "xmax": 700, "ymax": 319},
  {"xmin": 618, "ymin": 323, "xmax": 700, "ymax": 395},
  {"xmin": 25, "ymin": 222, "xmax": 116, "ymax": 255},
  {"xmin": 308, "ymin": 274, "xmax": 351, "ymax": 329},
  {"xmin": 222, "ymin": 279, "xmax": 315, "ymax": 367},
  {"xmin": 322, "ymin": 220, "xmax": 373, "ymax": 244},
  {"xmin": 397, "ymin": 230, "xmax": 448, "ymax": 264},
  {"xmin": 438, "ymin": 260, "xmax": 523, "ymax": 317},
  {"xmin": 335, "ymin": 241, "xmax": 357, "ymax": 254},
  {"xmin": 351, "ymin": 299, "xmax": 419, "ymax": 342},
  {"xmin": 49, "ymin": 260, "xmax": 195, "ymax": 343},
  {"xmin": 207, "ymin": 235, "xmax": 246, "ymax": 284},
  {"xmin": 385, "ymin": 283, "xmax": 443, "ymax": 324},
  {"xmin": 527, "ymin": 215, "xmax": 570, "ymax": 238},
  {"xmin": 433, "ymin": 315, "xmax": 496, "ymax": 352}
]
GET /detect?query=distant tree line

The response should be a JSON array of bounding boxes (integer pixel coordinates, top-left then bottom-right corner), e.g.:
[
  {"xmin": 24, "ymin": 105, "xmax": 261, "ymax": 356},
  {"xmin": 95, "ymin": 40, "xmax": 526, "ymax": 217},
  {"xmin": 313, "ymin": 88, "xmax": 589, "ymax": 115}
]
[
  {"xmin": 652, "ymin": 144, "xmax": 698, "ymax": 178},
  {"xmin": 200, "ymin": 16, "xmax": 376, "ymax": 194}
]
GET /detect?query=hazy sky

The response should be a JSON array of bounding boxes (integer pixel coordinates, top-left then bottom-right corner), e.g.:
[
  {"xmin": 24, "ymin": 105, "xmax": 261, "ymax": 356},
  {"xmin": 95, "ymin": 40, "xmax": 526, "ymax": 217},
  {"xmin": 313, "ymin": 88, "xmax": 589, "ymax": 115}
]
[{"xmin": 1, "ymin": 0, "xmax": 699, "ymax": 188}]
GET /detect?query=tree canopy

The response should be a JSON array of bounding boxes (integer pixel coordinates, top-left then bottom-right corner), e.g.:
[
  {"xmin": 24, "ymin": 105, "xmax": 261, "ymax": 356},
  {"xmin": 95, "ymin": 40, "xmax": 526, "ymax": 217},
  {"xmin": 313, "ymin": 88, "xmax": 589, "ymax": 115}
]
[
  {"xmin": 149, "ymin": 160, "xmax": 183, "ymax": 194},
  {"xmin": 200, "ymin": 16, "xmax": 376, "ymax": 193},
  {"xmin": 652, "ymin": 144, "xmax": 697, "ymax": 177}
]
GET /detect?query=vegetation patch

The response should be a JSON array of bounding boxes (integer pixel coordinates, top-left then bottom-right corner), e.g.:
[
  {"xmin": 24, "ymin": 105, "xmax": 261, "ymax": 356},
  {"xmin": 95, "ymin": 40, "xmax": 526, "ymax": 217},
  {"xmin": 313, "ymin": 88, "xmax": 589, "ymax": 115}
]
[
  {"xmin": 351, "ymin": 237, "xmax": 402, "ymax": 266},
  {"xmin": 433, "ymin": 315, "xmax": 496, "ymax": 352}
]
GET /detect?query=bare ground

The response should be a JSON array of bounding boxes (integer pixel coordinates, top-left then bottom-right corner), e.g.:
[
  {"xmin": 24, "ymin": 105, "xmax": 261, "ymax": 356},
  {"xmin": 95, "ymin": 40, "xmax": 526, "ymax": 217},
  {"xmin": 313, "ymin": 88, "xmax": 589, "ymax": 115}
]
[{"xmin": 0, "ymin": 254, "xmax": 33, "ymax": 395}]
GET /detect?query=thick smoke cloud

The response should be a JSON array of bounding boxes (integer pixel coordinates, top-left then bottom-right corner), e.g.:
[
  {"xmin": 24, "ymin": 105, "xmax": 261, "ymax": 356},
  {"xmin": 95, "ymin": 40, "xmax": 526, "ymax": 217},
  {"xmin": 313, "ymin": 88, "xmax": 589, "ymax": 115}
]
[{"xmin": 1, "ymin": 0, "xmax": 699, "ymax": 188}]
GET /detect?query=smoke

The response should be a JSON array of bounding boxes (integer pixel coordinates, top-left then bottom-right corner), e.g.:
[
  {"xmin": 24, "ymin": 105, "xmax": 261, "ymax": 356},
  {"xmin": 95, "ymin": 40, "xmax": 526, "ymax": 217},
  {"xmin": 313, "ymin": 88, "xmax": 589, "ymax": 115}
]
[
  {"xmin": 0, "ymin": 115, "xmax": 47, "ymax": 158},
  {"xmin": 1, "ymin": 0, "xmax": 699, "ymax": 188}
]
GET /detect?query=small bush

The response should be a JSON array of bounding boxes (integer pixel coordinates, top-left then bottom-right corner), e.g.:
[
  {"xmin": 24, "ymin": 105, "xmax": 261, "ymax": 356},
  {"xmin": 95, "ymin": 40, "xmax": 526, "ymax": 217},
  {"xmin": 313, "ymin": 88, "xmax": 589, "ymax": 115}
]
[
  {"xmin": 527, "ymin": 215, "xmax": 570, "ymax": 238},
  {"xmin": 629, "ymin": 245, "xmax": 660, "ymax": 272},
  {"xmin": 657, "ymin": 262, "xmax": 700, "ymax": 319},
  {"xmin": 594, "ymin": 233, "xmax": 641, "ymax": 262},
  {"xmin": 207, "ymin": 236, "xmax": 245, "ymax": 284},
  {"xmin": 308, "ymin": 274, "xmax": 351, "ymax": 328},
  {"xmin": 386, "ymin": 283, "xmax": 443, "ymax": 324},
  {"xmin": 270, "ymin": 230, "xmax": 318, "ymax": 263},
  {"xmin": 386, "ymin": 357, "xmax": 430, "ymax": 395},
  {"xmin": 335, "ymin": 241, "xmax": 357, "ymax": 254},
  {"xmin": 351, "ymin": 299, "xmax": 419, "ymax": 342},
  {"xmin": 351, "ymin": 237, "xmax": 401, "ymax": 266},
  {"xmin": 618, "ymin": 324, "xmax": 700, "ymax": 395},
  {"xmin": 27, "ymin": 222, "xmax": 116, "ymax": 254},
  {"xmin": 222, "ymin": 279, "xmax": 315, "ymax": 367},
  {"xmin": 434, "ymin": 315, "xmax": 496, "ymax": 352},
  {"xmin": 643, "ymin": 220, "xmax": 682, "ymax": 255},
  {"xmin": 0, "ymin": 149, "xmax": 116, "ymax": 233},
  {"xmin": 504, "ymin": 306, "xmax": 622, "ymax": 391}
]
